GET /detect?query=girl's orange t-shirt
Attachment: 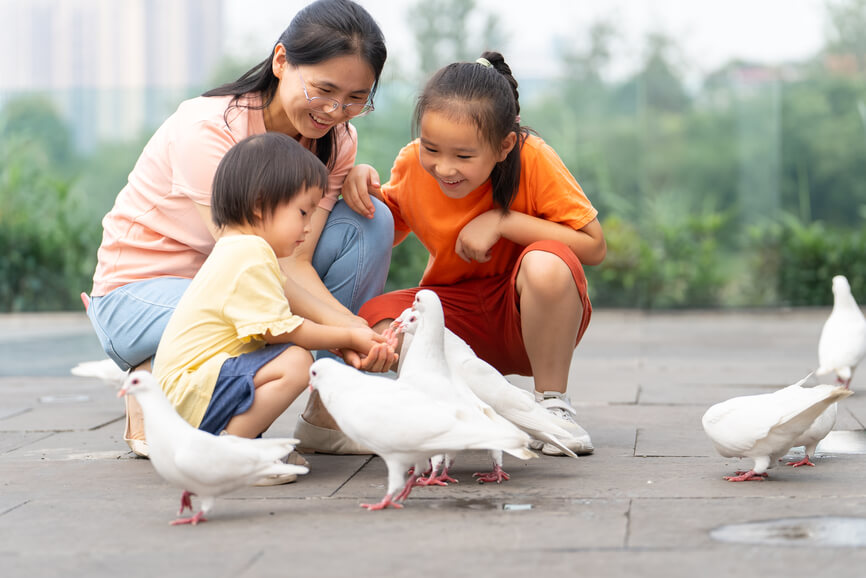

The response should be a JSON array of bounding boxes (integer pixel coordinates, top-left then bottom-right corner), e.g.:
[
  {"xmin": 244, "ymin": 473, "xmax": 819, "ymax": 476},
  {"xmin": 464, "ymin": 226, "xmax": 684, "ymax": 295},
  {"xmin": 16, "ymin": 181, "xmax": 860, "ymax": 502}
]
[{"xmin": 381, "ymin": 134, "xmax": 598, "ymax": 286}]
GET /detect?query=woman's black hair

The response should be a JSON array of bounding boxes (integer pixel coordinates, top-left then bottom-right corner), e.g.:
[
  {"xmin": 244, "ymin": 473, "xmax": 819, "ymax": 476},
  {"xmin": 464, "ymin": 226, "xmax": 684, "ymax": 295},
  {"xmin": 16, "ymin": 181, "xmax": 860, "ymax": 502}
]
[
  {"xmin": 203, "ymin": 0, "xmax": 387, "ymax": 170},
  {"xmin": 211, "ymin": 132, "xmax": 329, "ymax": 229},
  {"xmin": 413, "ymin": 51, "xmax": 529, "ymax": 211}
]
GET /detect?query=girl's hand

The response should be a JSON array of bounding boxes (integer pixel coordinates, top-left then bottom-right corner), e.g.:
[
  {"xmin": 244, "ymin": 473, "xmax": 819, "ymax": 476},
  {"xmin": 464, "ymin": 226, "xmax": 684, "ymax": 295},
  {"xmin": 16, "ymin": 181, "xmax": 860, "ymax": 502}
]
[
  {"xmin": 341, "ymin": 164, "xmax": 382, "ymax": 219},
  {"xmin": 455, "ymin": 210, "xmax": 503, "ymax": 263}
]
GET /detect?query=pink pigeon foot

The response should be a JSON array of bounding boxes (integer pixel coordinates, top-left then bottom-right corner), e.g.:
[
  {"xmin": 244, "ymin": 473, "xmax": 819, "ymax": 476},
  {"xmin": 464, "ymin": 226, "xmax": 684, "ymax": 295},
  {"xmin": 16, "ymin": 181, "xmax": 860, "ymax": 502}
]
[
  {"xmin": 723, "ymin": 470, "xmax": 768, "ymax": 482},
  {"xmin": 178, "ymin": 490, "xmax": 195, "ymax": 515},
  {"xmin": 361, "ymin": 493, "xmax": 403, "ymax": 511},
  {"xmin": 394, "ymin": 474, "xmax": 419, "ymax": 502},
  {"xmin": 415, "ymin": 471, "xmax": 449, "ymax": 486},
  {"xmin": 170, "ymin": 510, "xmax": 207, "ymax": 525},
  {"xmin": 787, "ymin": 456, "xmax": 816, "ymax": 467},
  {"xmin": 473, "ymin": 464, "xmax": 510, "ymax": 484},
  {"xmin": 432, "ymin": 468, "xmax": 458, "ymax": 485}
]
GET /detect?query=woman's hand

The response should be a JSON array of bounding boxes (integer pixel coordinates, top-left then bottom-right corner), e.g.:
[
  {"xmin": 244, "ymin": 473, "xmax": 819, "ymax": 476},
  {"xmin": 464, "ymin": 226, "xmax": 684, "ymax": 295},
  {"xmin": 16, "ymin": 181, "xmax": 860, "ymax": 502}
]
[
  {"xmin": 455, "ymin": 210, "xmax": 504, "ymax": 263},
  {"xmin": 337, "ymin": 326, "xmax": 398, "ymax": 373},
  {"xmin": 342, "ymin": 164, "xmax": 382, "ymax": 219}
]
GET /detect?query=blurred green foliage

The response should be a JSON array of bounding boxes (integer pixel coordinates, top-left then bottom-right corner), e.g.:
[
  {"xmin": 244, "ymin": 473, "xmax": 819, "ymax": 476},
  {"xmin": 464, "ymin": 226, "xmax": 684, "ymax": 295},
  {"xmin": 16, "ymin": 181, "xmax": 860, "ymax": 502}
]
[{"xmin": 3, "ymin": 0, "xmax": 866, "ymax": 310}]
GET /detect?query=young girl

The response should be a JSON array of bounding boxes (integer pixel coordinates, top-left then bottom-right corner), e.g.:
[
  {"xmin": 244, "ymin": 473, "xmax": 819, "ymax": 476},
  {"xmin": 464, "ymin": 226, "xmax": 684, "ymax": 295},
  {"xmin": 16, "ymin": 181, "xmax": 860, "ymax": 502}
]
[
  {"xmin": 356, "ymin": 52, "xmax": 607, "ymax": 456},
  {"xmin": 152, "ymin": 133, "xmax": 392, "ymax": 484}
]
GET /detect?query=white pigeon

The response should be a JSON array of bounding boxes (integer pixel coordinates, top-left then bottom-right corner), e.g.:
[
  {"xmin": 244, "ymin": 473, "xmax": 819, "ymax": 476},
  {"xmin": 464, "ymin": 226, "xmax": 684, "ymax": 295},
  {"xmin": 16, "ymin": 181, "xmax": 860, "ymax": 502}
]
[
  {"xmin": 118, "ymin": 371, "xmax": 308, "ymax": 525},
  {"xmin": 816, "ymin": 275, "xmax": 866, "ymax": 388},
  {"xmin": 71, "ymin": 358, "xmax": 127, "ymax": 386},
  {"xmin": 701, "ymin": 376, "xmax": 853, "ymax": 481},
  {"xmin": 399, "ymin": 290, "xmax": 535, "ymax": 484},
  {"xmin": 309, "ymin": 358, "xmax": 535, "ymax": 510},
  {"xmin": 392, "ymin": 305, "xmax": 579, "ymax": 469}
]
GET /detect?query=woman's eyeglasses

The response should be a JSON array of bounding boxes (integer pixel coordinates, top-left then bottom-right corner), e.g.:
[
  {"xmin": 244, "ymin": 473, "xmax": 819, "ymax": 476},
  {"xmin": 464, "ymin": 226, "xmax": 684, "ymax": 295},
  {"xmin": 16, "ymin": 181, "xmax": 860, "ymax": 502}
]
[{"xmin": 296, "ymin": 68, "xmax": 374, "ymax": 118}]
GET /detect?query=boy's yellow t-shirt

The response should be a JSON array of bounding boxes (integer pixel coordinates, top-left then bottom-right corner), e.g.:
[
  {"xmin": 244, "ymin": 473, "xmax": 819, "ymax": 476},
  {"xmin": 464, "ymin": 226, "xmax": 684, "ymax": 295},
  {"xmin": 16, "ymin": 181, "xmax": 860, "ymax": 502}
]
[{"xmin": 152, "ymin": 234, "xmax": 304, "ymax": 428}]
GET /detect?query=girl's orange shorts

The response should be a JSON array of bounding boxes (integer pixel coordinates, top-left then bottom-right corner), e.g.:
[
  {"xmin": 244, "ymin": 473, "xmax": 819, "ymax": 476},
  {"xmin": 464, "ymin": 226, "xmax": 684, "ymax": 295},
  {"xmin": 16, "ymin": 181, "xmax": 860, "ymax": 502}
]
[{"xmin": 359, "ymin": 240, "xmax": 591, "ymax": 376}]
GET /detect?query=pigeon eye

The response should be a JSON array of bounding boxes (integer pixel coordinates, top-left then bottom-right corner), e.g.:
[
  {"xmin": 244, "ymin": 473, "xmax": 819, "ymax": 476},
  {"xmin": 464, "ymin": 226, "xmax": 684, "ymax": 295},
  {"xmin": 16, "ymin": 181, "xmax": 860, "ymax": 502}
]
[
  {"xmin": 132, "ymin": 379, "xmax": 139, "ymax": 385},
  {"xmin": 311, "ymin": 370, "xmax": 317, "ymax": 377}
]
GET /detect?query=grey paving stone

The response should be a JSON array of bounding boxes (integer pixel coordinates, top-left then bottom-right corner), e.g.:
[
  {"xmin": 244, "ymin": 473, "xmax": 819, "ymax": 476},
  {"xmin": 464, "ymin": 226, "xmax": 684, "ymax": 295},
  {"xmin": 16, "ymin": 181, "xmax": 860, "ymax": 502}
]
[
  {"xmin": 0, "ymin": 376, "xmax": 123, "ymax": 432},
  {"xmin": 4, "ymin": 309, "xmax": 866, "ymax": 578},
  {"xmin": 628, "ymin": 496, "xmax": 866, "ymax": 549}
]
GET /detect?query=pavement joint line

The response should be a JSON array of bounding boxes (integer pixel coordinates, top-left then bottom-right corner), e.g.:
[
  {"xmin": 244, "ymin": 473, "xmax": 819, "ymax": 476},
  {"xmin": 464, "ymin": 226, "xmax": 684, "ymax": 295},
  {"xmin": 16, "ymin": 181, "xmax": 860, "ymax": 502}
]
[
  {"xmin": 328, "ymin": 454, "xmax": 376, "ymax": 498},
  {"xmin": 623, "ymin": 498, "xmax": 633, "ymax": 549},
  {"xmin": 0, "ymin": 408, "xmax": 31, "ymax": 420},
  {"xmin": 231, "ymin": 550, "xmax": 265, "ymax": 578},
  {"xmin": 0, "ymin": 500, "xmax": 30, "ymax": 518},
  {"xmin": 87, "ymin": 415, "xmax": 125, "ymax": 431},
  {"xmin": 0, "ymin": 432, "xmax": 54, "ymax": 454}
]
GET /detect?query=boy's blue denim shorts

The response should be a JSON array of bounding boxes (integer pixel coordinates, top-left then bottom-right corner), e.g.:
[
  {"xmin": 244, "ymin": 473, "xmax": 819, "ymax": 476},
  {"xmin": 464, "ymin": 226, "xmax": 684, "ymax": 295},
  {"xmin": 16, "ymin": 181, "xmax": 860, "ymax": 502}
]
[{"xmin": 198, "ymin": 343, "xmax": 293, "ymax": 435}]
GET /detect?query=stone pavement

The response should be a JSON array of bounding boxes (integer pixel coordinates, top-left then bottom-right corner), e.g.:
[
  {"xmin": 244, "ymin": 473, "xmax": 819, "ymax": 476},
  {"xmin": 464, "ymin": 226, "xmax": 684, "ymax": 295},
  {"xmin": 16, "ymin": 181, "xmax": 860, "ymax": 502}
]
[{"xmin": 3, "ymin": 309, "xmax": 866, "ymax": 577}]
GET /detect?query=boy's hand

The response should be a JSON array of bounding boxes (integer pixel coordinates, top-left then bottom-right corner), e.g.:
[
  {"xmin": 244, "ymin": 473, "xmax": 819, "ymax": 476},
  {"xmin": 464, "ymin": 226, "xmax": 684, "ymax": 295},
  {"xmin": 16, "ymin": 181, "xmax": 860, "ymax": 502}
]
[
  {"xmin": 340, "ymin": 327, "xmax": 398, "ymax": 373},
  {"xmin": 342, "ymin": 164, "xmax": 382, "ymax": 219}
]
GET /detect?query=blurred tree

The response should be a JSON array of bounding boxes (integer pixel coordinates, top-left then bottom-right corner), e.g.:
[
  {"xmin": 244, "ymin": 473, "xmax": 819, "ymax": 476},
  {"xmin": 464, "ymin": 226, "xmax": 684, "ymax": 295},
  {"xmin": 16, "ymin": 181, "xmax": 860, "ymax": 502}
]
[
  {"xmin": 69, "ymin": 132, "xmax": 151, "ymax": 219},
  {"xmin": 407, "ymin": 0, "xmax": 507, "ymax": 78},
  {"xmin": 206, "ymin": 55, "xmax": 260, "ymax": 90},
  {"xmin": 826, "ymin": 0, "xmax": 866, "ymax": 71},
  {"xmin": 408, "ymin": 0, "xmax": 473, "ymax": 76},
  {"xmin": 0, "ymin": 129, "xmax": 94, "ymax": 311},
  {"xmin": 637, "ymin": 32, "xmax": 691, "ymax": 114},
  {"xmin": 779, "ymin": 73, "xmax": 866, "ymax": 226},
  {"xmin": 0, "ymin": 96, "xmax": 76, "ymax": 171}
]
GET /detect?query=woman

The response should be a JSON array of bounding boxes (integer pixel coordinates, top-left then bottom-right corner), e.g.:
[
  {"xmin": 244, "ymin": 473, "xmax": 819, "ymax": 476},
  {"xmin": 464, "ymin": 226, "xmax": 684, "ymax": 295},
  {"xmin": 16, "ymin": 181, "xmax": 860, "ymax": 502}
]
[{"xmin": 86, "ymin": 0, "xmax": 394, "ymax": 457}]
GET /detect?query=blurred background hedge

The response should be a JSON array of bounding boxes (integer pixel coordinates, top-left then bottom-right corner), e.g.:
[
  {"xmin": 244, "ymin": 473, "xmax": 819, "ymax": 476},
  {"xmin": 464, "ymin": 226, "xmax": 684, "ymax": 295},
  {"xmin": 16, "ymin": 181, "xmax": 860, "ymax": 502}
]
[{"xmin": 3, "ymin": 0, "xmax": 866, "ymax": 311}]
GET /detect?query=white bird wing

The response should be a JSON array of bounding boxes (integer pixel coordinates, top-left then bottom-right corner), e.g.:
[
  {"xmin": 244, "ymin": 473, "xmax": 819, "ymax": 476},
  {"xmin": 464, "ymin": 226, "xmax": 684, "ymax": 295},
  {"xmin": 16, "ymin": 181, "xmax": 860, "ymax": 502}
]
[
  {"xmin": 328, "ymin": 373, "xmax": 529, "ymax": 457},
  {"xmin": 791, "ymin": 402, "xmax": 837, "ymax": 449},
  {"xmin": 458, "ymin": 357, "xmax": 571, "ymax": 439},
  {"xmin": 702, "ymin": 393, "xmax": 779, "ymax": 456},
  {"xmin": 325, "ymin": 378, "xmax": 462, "ymax": 454},
  {"xmin": 703, "ymin": 384, "xmax": 852, "ymax": 458},
  {"xmin": 70, "ymin": 358, "xmax": 127, "ymax": 385},
  {"xmin": 171, "ymin": 434, "xmax": 305, "ymax": 491}
]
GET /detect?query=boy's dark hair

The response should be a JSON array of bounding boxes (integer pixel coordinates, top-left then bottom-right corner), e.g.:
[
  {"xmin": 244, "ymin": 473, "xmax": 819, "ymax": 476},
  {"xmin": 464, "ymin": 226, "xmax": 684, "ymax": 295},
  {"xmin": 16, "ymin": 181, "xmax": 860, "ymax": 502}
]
[
  {"xmin": 203, "ymin": 0, "xmax": 387, "ymax": 171},
  {"xmin": 211, "ymin": 132, "xmax": 329, "ymax": 228},
  {"xmin": 413, "ymin": 51, "xmax": 530, "ymax": 211}
]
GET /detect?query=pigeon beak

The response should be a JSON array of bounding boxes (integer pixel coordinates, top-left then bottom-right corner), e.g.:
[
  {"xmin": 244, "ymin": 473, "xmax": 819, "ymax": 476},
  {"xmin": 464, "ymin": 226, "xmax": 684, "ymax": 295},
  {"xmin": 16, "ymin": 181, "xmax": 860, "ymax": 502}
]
[{"xmin": 117, "ymin": 386, "xmax": 128, "ymax": 398}]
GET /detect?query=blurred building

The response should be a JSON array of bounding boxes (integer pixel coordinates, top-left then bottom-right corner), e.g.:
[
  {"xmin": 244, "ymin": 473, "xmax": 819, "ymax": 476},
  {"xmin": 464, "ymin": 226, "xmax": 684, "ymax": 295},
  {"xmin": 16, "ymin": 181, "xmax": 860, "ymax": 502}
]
[{"xmin": 0, "ymin": 0, "xmax": 223, "ymax": 151}]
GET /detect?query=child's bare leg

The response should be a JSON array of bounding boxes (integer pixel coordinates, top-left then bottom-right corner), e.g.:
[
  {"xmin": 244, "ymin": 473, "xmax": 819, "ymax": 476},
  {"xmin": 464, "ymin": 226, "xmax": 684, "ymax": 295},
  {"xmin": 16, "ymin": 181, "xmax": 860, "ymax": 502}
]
[
  {"xmin": 515, "ymin": 251, "xmax": 582, "ymax": 394},
  {"xmin": 516, "ymin": 251, "xmax": 593, "ymax": 455},
  {"xmin": 224, "ymin": 346, "xmax": 313, "ymax": 438}
]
